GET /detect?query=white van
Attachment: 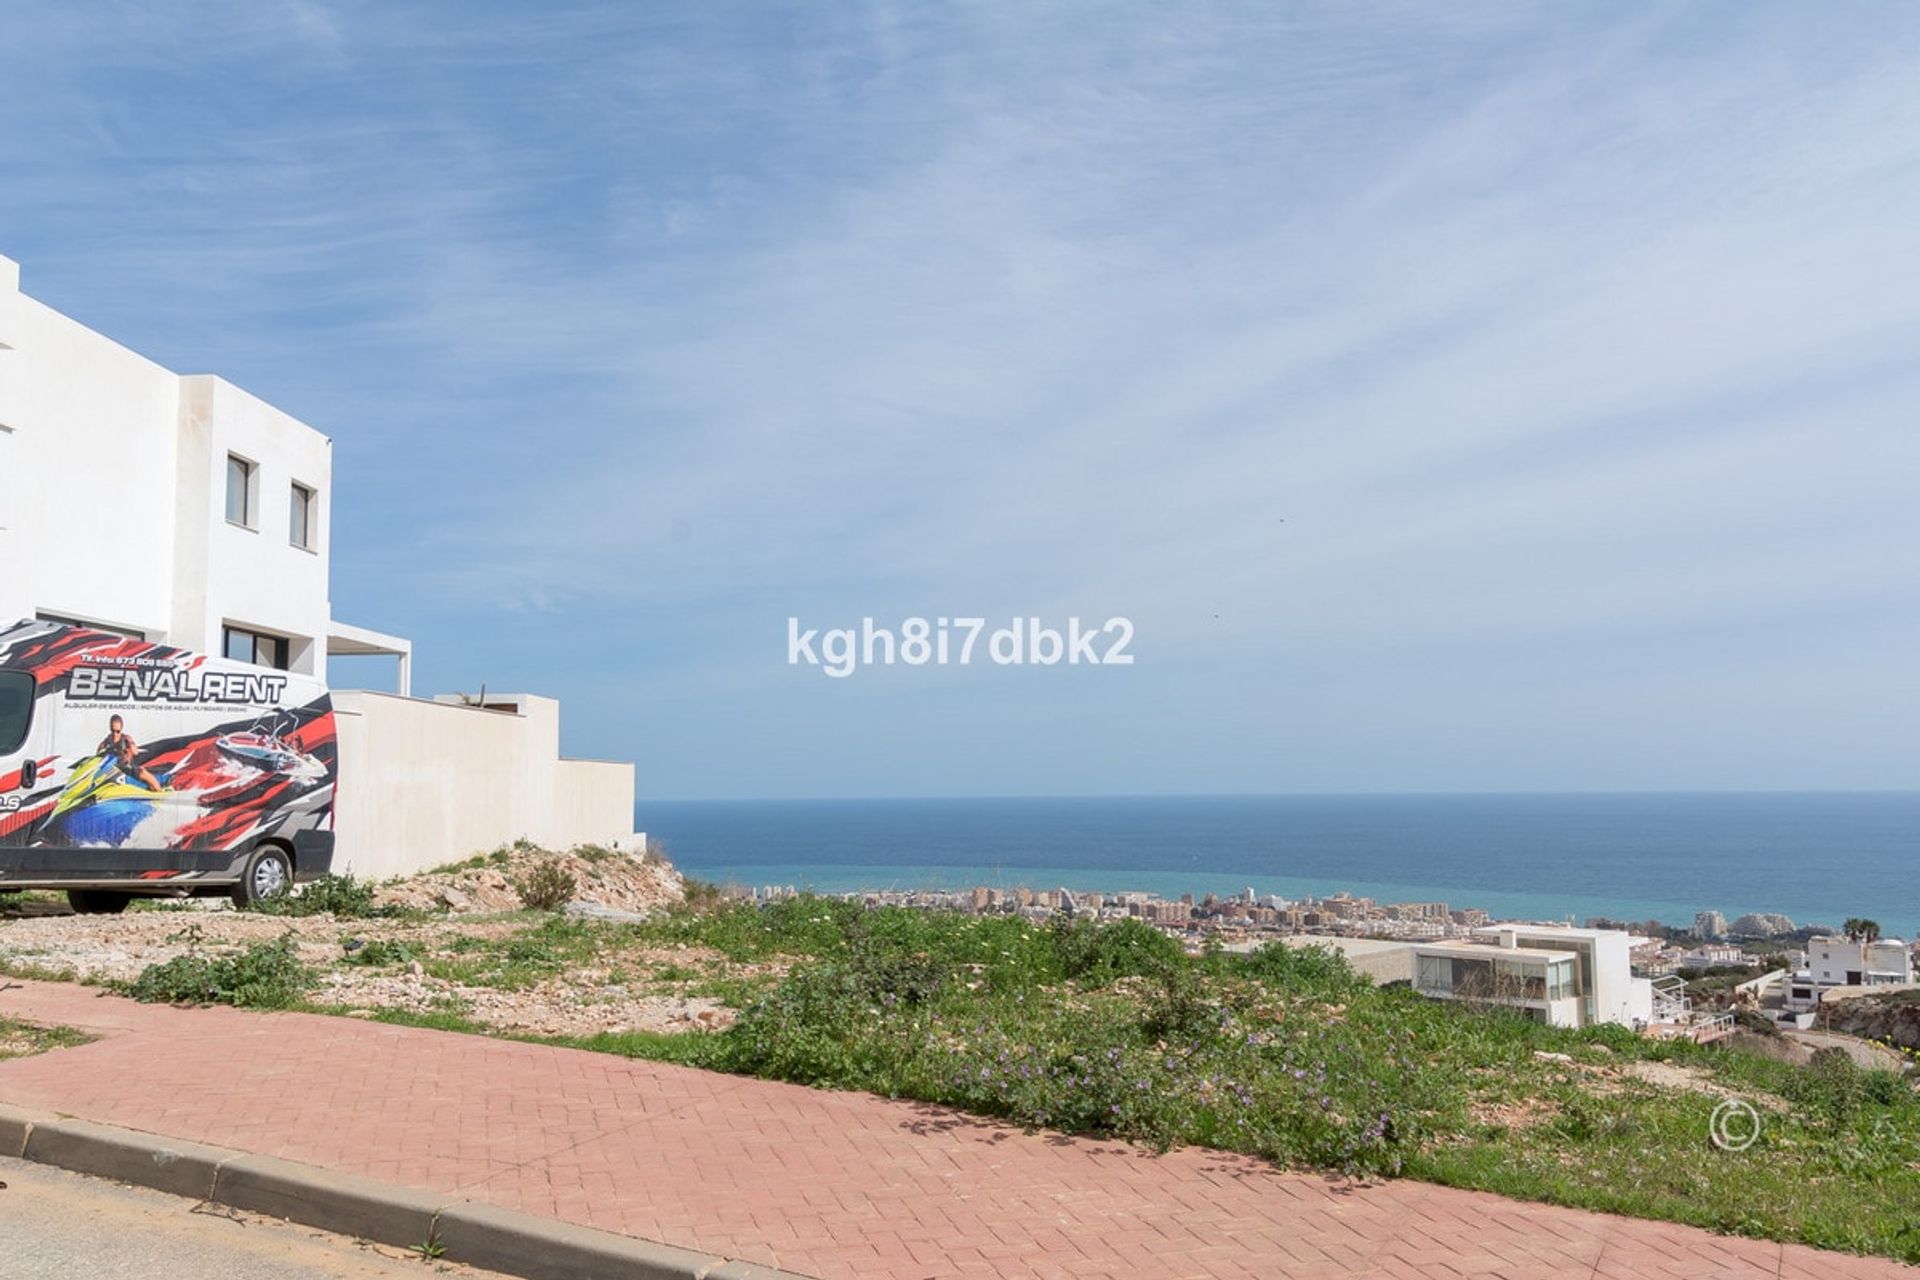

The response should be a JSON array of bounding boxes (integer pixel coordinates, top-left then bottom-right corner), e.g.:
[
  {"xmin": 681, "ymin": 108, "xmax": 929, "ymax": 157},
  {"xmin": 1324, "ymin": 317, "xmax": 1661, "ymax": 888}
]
[{"xmin": 0, "ymin": 619, "xmax": 337, "ymax": 912}]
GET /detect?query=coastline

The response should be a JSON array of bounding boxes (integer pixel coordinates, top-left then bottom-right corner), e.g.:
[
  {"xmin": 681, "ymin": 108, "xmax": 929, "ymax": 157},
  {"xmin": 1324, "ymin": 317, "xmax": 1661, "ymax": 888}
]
[
  {"xmin": 650, "ymin": 792, "xmax": 1920, "ymax": 940},
  {"xmin": 673, "ymin": 860, "xmax": 1910, "ymax": 940}
]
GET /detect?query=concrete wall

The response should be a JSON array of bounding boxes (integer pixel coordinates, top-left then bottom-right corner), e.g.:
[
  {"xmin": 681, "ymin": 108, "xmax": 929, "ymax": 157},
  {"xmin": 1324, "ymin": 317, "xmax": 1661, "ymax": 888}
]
[{"xmin": 331, "ymin": 691, "xmax": 637, "ymax": 882}]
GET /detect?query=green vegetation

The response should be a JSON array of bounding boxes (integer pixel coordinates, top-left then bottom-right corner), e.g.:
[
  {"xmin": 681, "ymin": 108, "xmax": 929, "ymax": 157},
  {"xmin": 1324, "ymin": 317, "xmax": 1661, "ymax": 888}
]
[
  {"xmin": 1843, "ymin": 917, "xmax": 1883, "ymax": 943},
  {"xmin": 590, "ymin": 898, "xmax": 1920, "ymax": 1261},
  {"xmin": 426, "ymin": 840, "xmax": 527, "ymax": 876},
  {"xmin": 0, "ymin": 1016, "xmax": 93, "ymax": 1060},
  {"xmin": 514, "ymin": 859, "xmax": 577, "ymax": 912},
  {"xmin": 249, "ymin": 873, "xmax": 383, "ymax": 918},
  {"xmin": 122, "ymin": 925, "xmax": 313, "ymax": 1009},
  {"xmin": 90, "ymin": 895, "xmax": 1920, "ymax": 1260}
]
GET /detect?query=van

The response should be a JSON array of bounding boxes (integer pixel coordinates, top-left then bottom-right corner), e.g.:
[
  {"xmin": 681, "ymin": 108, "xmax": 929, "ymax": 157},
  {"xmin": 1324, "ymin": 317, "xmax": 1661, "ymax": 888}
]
[{"xmin": 0, "ymin": 619, "xmax": 336, "ymax": 912}]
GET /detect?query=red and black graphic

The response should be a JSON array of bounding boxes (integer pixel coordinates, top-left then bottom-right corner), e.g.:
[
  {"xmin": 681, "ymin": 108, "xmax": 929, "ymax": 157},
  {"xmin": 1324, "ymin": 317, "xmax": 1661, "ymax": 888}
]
[{"xmin": 0, "ymin": 620, "xmax": 335, "ymax": 877}]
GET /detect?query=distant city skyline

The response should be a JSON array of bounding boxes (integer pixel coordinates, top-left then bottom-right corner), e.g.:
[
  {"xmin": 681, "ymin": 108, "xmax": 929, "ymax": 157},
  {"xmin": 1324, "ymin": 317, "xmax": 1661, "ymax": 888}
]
[{"xmin": 4, "ymin": 4, "xmax": 1918, "ymax": 798}]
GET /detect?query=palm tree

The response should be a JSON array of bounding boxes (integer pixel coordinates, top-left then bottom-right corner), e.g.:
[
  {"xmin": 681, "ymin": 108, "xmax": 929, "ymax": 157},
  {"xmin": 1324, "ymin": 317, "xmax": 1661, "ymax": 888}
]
[{"xmin": 1842, "ymin": 918, "xmax": 1882, "ymax": 943}]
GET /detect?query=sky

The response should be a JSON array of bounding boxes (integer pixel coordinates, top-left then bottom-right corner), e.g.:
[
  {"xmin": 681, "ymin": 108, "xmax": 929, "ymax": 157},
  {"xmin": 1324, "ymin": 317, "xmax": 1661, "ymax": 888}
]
[{"xmin": 3, "ymin": 3, "xmax": 1918, "ymax": 800}]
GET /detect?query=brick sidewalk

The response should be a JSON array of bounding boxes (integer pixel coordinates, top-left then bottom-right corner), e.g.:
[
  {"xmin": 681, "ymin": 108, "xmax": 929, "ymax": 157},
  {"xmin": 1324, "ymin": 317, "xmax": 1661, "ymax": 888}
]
[{"xmin": 0, "ymin": 978, "xmax": 1909, "ymax": 1280}]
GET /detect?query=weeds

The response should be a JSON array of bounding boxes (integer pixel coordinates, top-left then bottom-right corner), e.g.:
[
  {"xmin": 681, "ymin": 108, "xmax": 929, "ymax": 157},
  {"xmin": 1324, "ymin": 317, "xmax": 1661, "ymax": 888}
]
[
  {"xmin": 249, "ymin": 874, "xmax": 384, "ymax": 919},
  {"xmin": 0, "ymin": 1016, "xmax": 93, "ymax": 1060},
  {"xmin": 123, "ymin": 929, "xmax": 313, "ymax": 1009},
  {"xmin": 514, "ymin": 860, "xmax": 576, "ymax": 912},
  {"xmin": 341, "ymin": 937, "xmax": 418, "ymax": 967}
]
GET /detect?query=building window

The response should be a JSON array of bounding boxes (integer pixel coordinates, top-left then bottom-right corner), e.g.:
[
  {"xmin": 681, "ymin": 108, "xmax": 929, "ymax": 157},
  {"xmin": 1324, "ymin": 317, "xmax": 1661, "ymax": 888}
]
[
  {"xmin": 290, "ymin": 482, "xmax": 316, "ymax": 550},
  {"xmin": 226, "ymin": 454, "xmax": 257, "ymax": 528},
  {"xmin": 0, "ymin": 671, "xmax": 34, "ymax": 755},
  {"xmin": 224, "ymin": 626, "xmax": 289, "ymax": 671}
]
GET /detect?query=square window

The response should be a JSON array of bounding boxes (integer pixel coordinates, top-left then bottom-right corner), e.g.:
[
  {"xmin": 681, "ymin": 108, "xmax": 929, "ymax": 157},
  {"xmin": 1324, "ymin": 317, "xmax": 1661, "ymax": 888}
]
[
  {"xmin": 223, "ymin": 626, "xmax": 291, "ymax": 671},
  {"xmin": 226, "ymin": 455, "xmax": 256, "ymax": 527},
  {"xmin": 290, "ymin": 482, "xmax": 316, "ymax": 549}
]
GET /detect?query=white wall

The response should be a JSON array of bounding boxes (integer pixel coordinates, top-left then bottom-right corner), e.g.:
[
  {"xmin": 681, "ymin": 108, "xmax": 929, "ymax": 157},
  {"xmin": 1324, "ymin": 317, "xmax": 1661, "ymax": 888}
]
[
  {"xmin": 174, "ymin": 375, "xmax": 334, "ymax": 675},
  {"xmin": 0, "ymin": 254, "xmax": 334, "ymax": 663},
  {"xmin": 331, "ymin": 691, "xmax": 638, "ymax": 882},
  {"xmin": 0, "ymin": 257, "xmax": 184, "ymax": 637}
]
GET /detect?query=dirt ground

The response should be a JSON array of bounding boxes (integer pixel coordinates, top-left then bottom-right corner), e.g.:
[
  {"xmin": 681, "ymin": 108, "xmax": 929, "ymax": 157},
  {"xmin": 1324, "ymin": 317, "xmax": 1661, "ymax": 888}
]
[{"xmin": 0, "ymin": 845, "xmax": 776, "ymax": 1040}]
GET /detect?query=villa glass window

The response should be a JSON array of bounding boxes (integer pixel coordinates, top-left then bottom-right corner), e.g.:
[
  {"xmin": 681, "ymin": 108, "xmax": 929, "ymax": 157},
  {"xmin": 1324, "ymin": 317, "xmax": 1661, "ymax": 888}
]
[
  {"xmin": 290, "ymin": 481, "xmax": 316, "ymax": 549},
  {"xmin": 0, "ymin": 671, "xmax": 34, "ymax": 755},
  {"xmin": 224, "ymin": 626, "xmax": 289, "ymax": 671},
  {"xmin": 226, "ymin": 454, "xmax": 257, "ymax": 527}
]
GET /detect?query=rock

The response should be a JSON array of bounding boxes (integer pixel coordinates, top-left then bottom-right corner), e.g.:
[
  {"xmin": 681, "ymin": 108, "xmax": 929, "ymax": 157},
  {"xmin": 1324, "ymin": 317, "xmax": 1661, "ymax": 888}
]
[
  {"xmin": 1819, "ymin": 992, "xmax": 1920, "ymax": 1051},
  {"xmin": 1533, "ymin": 1051, "xmax": 1574, "ymax": 1063},
  {"xmin": 566, "ymin": 901, "xmax": 652, "ymax": 924}
]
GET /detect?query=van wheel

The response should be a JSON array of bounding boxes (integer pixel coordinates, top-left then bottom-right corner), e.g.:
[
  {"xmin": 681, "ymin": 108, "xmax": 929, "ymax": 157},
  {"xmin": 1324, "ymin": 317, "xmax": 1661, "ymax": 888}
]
[
  {"xmin": 67, "ymin": 890, "xmax": 132, "ymax": 915},
  {"xmin": 231, "ymin": 845, "xmax": 293, "ymax": 909}
]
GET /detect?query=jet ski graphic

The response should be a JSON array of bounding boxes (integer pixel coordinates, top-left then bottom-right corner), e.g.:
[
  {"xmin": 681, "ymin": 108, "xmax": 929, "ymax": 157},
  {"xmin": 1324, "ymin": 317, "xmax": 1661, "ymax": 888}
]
[
  {"xmin": 42, "ymin": 724, "xmax": 326, "ymax": 849},
  {"xmin": 215, "ymin": 730, "xmax": 328, "ymax": 786},
  {"xmin": 46, "ymin": 752, "xmax": 173, "ymax": 846}
]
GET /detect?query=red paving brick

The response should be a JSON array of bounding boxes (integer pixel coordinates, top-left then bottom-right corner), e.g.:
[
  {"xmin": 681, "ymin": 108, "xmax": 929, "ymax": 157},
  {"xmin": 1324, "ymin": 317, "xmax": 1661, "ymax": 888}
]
[{"xmin": 0, "ymin": 977, "xmax": 1911, "ymax": 1280}]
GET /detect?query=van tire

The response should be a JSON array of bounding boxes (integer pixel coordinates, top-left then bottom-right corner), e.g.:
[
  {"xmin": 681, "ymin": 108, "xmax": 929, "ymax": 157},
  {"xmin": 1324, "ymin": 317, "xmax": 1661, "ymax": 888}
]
[
  {"xmin": 231, "ymin": 844, "xmax": 294, "ymax": 909},
  {"xmin": 67, "ymin": 890, "xmax": 132, "ymax": 915}
]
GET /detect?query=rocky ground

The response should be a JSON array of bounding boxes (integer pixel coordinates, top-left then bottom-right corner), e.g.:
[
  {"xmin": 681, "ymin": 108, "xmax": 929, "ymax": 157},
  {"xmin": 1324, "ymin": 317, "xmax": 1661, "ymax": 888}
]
[
  {"xmin": 373, "ymin": 839, "xmax": 686, "ymax": 916},
  {"xmin": 0, "ymin": 844, "xmax": 780, "ymax": 1040}
]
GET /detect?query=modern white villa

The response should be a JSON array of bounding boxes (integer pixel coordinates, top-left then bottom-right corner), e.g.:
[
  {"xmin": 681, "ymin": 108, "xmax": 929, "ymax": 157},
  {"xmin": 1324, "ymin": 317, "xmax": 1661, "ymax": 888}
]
[
  {"xmin": 0, "ymin": 252, "xmax": 638, "ymax": 879},
  {"xmin": 1413, "ymin": 924, "xmax": 1657, "ymax": 1030},
  {"xmin": 1783, "ymin": 935, "xmax": 1915, "ymax": 1013}
]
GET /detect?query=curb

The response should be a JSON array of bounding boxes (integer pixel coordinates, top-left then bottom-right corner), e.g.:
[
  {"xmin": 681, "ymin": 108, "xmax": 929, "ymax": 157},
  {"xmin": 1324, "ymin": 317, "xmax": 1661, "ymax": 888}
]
[{"xmin": 0, "ymin": 1103, "xmax": 817, "ymax": 1280}]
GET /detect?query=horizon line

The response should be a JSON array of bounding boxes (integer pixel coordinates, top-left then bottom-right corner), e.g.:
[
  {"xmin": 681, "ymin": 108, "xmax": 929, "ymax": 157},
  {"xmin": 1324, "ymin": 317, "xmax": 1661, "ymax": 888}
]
[{"xmin": 635, "ymin": 787, "xmax": 1920, "ymax": 805}]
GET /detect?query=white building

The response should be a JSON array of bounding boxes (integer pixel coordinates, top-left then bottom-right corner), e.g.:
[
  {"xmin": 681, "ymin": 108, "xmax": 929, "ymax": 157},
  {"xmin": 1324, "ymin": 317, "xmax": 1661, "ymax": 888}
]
[
  {"xmin": 1783, "ymin": 935, "xmax": 1915, "ymax": 1012},
  {"xmin": 1413, "ymin": 924, "xmax": 1656, "ymax": 1029},
  {"xmin": 0, "ymin": 253, "xmax": 637, "ymax": 878}
]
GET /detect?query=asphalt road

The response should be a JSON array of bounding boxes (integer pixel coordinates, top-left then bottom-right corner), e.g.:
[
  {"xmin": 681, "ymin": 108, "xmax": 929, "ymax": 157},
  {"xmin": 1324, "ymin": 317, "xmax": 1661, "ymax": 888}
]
[{"xmin": 0, "ymin": 1157, "xmax": 504, "ymax": 1280}]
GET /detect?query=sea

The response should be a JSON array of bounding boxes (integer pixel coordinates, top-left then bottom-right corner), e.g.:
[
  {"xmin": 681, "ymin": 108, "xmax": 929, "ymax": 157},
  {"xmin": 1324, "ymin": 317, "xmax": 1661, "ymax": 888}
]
[{"xmin": 637, "ymin": 792, "xmax": 1920, "ymax": 939}]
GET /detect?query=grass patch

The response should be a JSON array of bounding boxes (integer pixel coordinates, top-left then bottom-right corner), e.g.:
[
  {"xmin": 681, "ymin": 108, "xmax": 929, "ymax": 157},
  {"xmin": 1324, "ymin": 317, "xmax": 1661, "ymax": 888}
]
[{"xmin": 0, "ymin": 1016, "xmax": 92, "ymax": 1060}]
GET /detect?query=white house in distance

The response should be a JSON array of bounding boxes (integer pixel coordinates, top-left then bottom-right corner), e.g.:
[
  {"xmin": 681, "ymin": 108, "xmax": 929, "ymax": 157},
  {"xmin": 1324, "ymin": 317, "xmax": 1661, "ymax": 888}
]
[
  {"xmin": 1783, "ymin": 935, "xmax": 1915, "ymax": 1013},
  {"xmin": 1413, "ymin": 924, "xmax": 1656, "ymax": 1029},
  {"xmin": 0, "ymin": 252, "xmax": 637, "ymax": 880}
]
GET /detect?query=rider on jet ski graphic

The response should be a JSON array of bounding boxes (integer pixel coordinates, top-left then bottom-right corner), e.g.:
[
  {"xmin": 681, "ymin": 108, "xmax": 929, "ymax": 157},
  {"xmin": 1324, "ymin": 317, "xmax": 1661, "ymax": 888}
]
[
  {"xmin": 99, "ymin": 716, "xmax": 165, "ymax": 792},
  {"xmin": 47, "ymin": 708, "xmax": 333, "ymax": 849},
  {"xmin": 47, "ymin": 715, "xmax": 176, "ymax": 846}
]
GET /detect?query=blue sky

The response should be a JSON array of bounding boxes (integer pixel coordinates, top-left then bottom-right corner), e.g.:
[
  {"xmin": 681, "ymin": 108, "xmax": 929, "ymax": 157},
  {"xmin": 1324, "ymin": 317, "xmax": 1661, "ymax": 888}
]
[{"xmin": 4, "ymin": 3, "xmax": 1918, "ymax": 799}]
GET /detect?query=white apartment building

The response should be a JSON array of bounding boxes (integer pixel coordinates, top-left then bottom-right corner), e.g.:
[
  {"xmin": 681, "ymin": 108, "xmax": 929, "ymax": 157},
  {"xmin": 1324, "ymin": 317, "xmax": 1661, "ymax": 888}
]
[
  {"xmin": 0, "ymin": 253, "xmax": 636, "ymax": 879},
  {"xmin": 1413, "ymin": 924, "xmax": 1656, "ymax": 1029},
  {"xmin": 1783, "ymin": 935, "xmax": 1915, "ymax": 1013},
  {"xmin": 0, "ymin": 254, "xmax": 395, "ymax": 680}
]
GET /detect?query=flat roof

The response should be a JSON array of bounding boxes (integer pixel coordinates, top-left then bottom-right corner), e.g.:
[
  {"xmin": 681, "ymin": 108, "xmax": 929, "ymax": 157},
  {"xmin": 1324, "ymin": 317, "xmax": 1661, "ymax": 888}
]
[{"xmin": 1414, "ymin": 940, "xmax": 1577, "ymax": 963}]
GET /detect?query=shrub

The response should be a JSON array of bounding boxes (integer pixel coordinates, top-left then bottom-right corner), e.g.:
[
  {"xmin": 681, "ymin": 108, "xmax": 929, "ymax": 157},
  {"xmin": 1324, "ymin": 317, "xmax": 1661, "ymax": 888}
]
[
  {"xmin": 1235, "ymin": 940, "xmax": 1367, "ymax": 996},
  {"xmin": 251, "ymin": 873, "xmax": 379, "ymax": 918},
  {"xmin": 341, "ymin": 937, "xmax": 416, "ymax": 966},
  {"xmin": 515, "ymin": 860, "xmax": 576, "ymax": 912},
  {"xmin": 125, "ymin": 930, "xmax": 312, "ymax": 1009},
  {"xmin": 1049, "ymin": 917, "xmax": 1183, "ymax": 986}
]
